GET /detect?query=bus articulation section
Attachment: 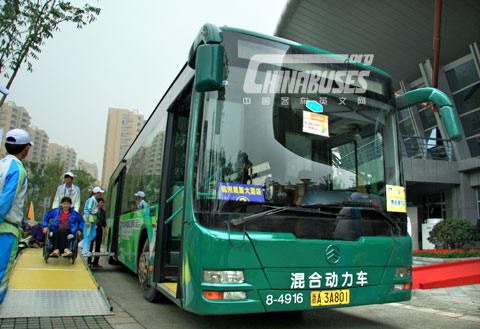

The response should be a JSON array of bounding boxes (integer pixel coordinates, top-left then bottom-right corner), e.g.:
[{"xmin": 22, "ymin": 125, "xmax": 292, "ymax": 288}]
[{"xmin": 103, "ymin": 23, "xmax": 462, "ymax": 315}]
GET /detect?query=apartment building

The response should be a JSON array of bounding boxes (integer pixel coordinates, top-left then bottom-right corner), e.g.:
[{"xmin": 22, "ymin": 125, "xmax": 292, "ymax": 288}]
[
  {"xmin": 101, "ymin": 108, "xmax": 144, "ymax": 186},
  {"xmin": 25, "ymin": 126, "xmax": 49, "ymax": 164},
  {"xmin": 0, "ymin": 101, "xmax": 31, "ymax": 156},
  {"xmin": 47, "ymin": 143, "xmax": 77, "ymax": 172},
  {"xmin": 78, "ymin": 159, "xmax": 99, "ymax": 183}
]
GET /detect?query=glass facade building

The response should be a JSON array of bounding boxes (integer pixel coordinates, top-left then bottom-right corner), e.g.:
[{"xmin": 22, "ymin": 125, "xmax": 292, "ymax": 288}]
[{"xmin": 275, "ymin": 0, "xmax": 480, "ymax": 249}]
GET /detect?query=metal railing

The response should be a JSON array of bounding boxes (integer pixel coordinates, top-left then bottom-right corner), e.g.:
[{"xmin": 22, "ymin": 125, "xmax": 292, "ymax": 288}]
[
  {"xmin": 332, "ymin": 137, "xmax": 383, "ymax": 170},
  {"xmin": 401, "ymin": 135, "xmax": 453, "ymax": 161}
]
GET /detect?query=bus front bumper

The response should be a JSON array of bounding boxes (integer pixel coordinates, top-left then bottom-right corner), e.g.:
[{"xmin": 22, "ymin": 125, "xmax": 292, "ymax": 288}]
[{"xmin": 194, "ymin": 284, "xmax": 411, "ymax": 314}]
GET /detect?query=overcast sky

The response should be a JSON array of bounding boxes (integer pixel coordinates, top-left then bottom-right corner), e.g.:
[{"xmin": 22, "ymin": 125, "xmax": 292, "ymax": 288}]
[{"xmin": 1, "ymin": 0, "xmax": 287, "ymax": 182}]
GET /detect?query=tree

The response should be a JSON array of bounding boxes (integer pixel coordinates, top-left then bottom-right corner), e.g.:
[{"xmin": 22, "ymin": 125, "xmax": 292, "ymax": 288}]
[
  {"xmin": 23, "ymin": 160, "xmax": 44, "ymax": 221},
  {"xmin": 0, "ymin": 0, "xmax": 101, "ymax": 105},
  {"xmin": 24, "ymin": 161, "xmax": 63, "ymax": 220},
  {"xmin": 24, "ymin": 161, "xmax": 97, "ymax": 219},
  {"xmin": 428, "ymin": 217, "xmax": 480, "ymax": 249}
]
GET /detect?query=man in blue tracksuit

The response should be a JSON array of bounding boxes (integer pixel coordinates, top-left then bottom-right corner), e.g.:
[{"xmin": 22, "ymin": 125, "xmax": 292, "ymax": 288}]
[
  {"xmin": 80, "ymin": 187, "xmax": 103, "ymax": 257},
  {"xmin": 0, "ymin": 129, "xmax": 33, "ymax": 305}
]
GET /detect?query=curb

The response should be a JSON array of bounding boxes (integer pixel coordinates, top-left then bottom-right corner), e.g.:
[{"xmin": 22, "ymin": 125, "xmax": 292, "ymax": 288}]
[{"xmin": 413, "ymin": 256, "xmax": 480, "ymax": 266}]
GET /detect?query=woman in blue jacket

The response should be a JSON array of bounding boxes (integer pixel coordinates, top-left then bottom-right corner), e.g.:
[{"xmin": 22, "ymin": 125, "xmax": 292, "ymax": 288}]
[{"xmin": 42, "ymin": 196, "xmax": 84, "ymax": 257}]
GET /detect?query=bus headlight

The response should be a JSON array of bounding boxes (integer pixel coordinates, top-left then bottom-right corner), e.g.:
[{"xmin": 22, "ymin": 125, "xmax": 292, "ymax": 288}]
[
  {"xmin": 395, "ymin": 266, "xmax": 412, "ymax": 278},
  {"xmin": 203, "ymin": 270, "xmax": 245, "ymax": 283},
  {"xmin": 394, "ymin": 283, "xmax": 411, "ymax": 291},
  {"xmin": 224, "ymin": 291, "xmax": 247, "ymax": 300}
]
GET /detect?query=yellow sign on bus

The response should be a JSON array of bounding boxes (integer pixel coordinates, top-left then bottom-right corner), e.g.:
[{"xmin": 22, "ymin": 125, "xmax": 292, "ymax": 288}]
[{"xmin": 386, "ymin": 184, "xmax": 406, "ymax": 213}]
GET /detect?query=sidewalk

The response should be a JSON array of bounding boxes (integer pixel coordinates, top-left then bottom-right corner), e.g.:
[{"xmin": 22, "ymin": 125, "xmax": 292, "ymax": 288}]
[
  {"xmin": 392, "ymin": 284, "xmax": 480, "ymax": 324},
  {"xmin": 0, "ymin": 300, "xmax": 144, "ymax": 329},
  {"xmin": 1, "ymin": 278, "xmax": 479, "ymax": 328},
  {"xmin": 0, "ymin": 251, "xmax": 144, "ymax": 329}
]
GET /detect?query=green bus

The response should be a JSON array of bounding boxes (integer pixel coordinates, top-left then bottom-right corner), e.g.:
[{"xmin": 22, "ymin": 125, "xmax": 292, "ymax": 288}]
[{"xmin": 104, "ymin": 23, "xmax": 462, "ymax": 315}]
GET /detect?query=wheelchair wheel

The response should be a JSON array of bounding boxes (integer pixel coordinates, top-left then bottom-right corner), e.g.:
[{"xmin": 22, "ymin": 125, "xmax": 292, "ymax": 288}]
[
  {"xmin": 71, "ymin": 237, "xmax": 79, "ymax": 264},
  {"xmin": 43, "ymin": 230, "xmax": 50, "ymax": 263}
]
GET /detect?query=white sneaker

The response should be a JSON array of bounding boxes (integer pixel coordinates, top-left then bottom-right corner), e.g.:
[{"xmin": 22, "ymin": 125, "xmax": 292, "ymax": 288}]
[{"xmin": 62, "ymin": 248, "xmax": 73, "ymax": 257}]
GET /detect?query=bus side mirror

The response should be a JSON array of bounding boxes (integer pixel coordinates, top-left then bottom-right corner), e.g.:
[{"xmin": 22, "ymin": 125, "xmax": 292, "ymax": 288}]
[
  {"xmin": 194, "ymin": 44, "xmax": 224, "ymax": 92},
  {"xmin": 395, "ymin": 87, "xmax": 463, "ymax": 142},
  {"xmin": 438, "ymin": 105, "xmax": 462, "ymax": 142}
]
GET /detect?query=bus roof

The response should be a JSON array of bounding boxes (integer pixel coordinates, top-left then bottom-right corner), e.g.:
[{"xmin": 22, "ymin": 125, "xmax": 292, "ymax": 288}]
[{"xmin": 220, "ymin": 26, "xmax": 391, "ymax": 78}]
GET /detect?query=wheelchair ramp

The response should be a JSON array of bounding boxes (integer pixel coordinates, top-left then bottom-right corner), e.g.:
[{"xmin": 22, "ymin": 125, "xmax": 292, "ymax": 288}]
[
  {"xmin": 0, "ymin": 249, "xmax": 113, "ymax": 318},
  {"xmin": 413, "ymin": 259, "xmax": 480, "ymax": 289}
]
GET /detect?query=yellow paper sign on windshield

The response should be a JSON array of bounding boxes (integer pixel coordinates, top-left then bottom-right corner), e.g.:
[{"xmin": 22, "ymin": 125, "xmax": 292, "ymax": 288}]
[
  {"xmin": 303, "ymin": 111, "xmax": 329, "ymax": 137},
  {"xmin": 386, "ymin": 185, "xmax": 406, "ymax": 213}
]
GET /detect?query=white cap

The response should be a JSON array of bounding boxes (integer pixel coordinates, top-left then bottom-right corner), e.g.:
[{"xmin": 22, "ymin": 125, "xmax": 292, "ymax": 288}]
[
  {"xmin": 92, "ymin": 186, "xmax": 104, "ymax": 193},
  {"xmin": 0, "ymin": 85, "xmax": 9, "ymax": 95},
  {"xmin": 134, "ymin": 191, "xmax": 145, "ymax": 198},
  {"xmin": 5, "ymin": 129, "xmax": 34, "ymax": 146},
  {"xmin": 64, "ymin": 171, "xmax": 74, "ymax": 178}
]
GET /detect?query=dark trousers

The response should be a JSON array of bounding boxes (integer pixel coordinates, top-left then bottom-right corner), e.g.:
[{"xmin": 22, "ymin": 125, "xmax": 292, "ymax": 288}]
[
  {"xmin": 88, "ymin": 226, "xmax": 103, "ymax": 265},
  {"xmin": 52, "ymin": 229, "xmax": 70, "ymax": 252}
]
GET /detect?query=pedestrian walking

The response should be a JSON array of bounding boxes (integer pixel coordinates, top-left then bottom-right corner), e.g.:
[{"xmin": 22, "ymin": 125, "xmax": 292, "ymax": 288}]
[
  {"xmin": 80, "ymin": 187, "xmax": 103, "ymax": 257},
  {"xmin": 52, "ymin": 171, "xmax": 81, "ymax": 212},
  {"xmin": 0, "ymin": 129, "xmax": 32, "ymax": 304},
  {"xmin": 88, "ymin": 197, "xmax": 106, "ymax": 267}
]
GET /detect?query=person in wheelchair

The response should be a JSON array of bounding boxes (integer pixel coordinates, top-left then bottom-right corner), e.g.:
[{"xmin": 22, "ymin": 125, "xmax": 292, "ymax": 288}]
[{"xmin": 42, "ymin": 196, "xmax": 84, "ymax": 257}]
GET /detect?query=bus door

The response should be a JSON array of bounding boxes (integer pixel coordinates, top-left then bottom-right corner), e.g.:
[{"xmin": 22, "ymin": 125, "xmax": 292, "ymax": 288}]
[
  {"xmin": 108, "ymin": 166, "xmax": 126, "ymax": 254},
  {"xmin": 154, "ymin": 104, "xmax": 190, "ymax": 296}
]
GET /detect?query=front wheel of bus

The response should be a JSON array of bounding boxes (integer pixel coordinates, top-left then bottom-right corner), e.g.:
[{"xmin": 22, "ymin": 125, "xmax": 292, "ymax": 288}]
[{"xmin": 138, "ymin": 240, "xmax": 163, "ymax": 302}]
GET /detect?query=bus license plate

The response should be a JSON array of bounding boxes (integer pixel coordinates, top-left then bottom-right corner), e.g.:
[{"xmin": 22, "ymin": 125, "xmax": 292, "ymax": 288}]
[{"xmin": 311, "ymin": 289, "xmax": 350, "ymax": 306}]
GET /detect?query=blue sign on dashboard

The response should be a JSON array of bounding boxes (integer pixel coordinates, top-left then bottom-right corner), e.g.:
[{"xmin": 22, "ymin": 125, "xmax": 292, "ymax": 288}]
[
  {"xmin": 306, "ymin": 100, "xmax": 323, "ymax": 113},
  {"xmin": 218, "ymin": 182, "xmax": 265, "ymax": 203}
]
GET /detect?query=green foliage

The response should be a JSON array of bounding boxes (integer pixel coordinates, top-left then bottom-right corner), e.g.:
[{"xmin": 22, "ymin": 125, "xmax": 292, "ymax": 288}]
[
  {"xmin": 427, "ymin": 217, "xmax": 480, "ymax": 249},
  {"xmin": 441, "ymin": 250, "xmax": 480, "ymax": 258},
  {"xmin": 0, "ymin": 0, "xmax": 101, "ymax": 105},
  {"xmin": 23, "ymin": 161, "xmax": 96, "ymax": 220},
  {"xmin": 413, "ymin": 250, "xmax": 480, "ymax": 258},
  {"xmin": 24, "ymin": 161, "xmax": 63, "ymax": 221}
]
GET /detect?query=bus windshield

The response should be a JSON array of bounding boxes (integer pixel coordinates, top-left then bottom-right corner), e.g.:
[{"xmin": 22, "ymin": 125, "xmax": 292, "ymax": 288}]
[{"xmin": 194, "ymin": 30, "xmax": 407, "ymax": 240}]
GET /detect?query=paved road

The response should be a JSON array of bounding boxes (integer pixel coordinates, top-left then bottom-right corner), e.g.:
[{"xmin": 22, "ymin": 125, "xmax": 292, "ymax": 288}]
[{"xmin": 92, "ymin": 260, "xmax": 480, "ymax": 329}]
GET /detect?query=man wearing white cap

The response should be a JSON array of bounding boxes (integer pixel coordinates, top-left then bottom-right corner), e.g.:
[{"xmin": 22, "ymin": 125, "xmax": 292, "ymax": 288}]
[
  {"xmin": 135, "ymin": 191, "xmax": 149, "ymax": 209},
  {"xmin": 0, "ymin": 129, "xmax": 33, "ymax": 304},
  {"xmin": 52, "ymin": 171, "xmax": 81, "ymax": 212},
  {"xmin": 80, "ymin": 186, "xmax": 104, "ymax": 257}
]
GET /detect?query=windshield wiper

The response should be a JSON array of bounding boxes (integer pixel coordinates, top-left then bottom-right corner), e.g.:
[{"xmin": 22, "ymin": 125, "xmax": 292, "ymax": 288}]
[
  {"xmin": 230, "ymin": 205, "xmax": 289, "ymax": 226},
  {"xmin": 230, "ymin": 204, "xmax": 341, "ymax": 226},
  {"xmin": 367, "ymin": 206, "xmax": 401, "ymax": 233},
  {"xmin": 302, "ymin": 201, "xmax": 401, "ymax": 233},
  {"xmin": 303, "ymin": 200, "xmax": 375, "ymax": 208}
]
